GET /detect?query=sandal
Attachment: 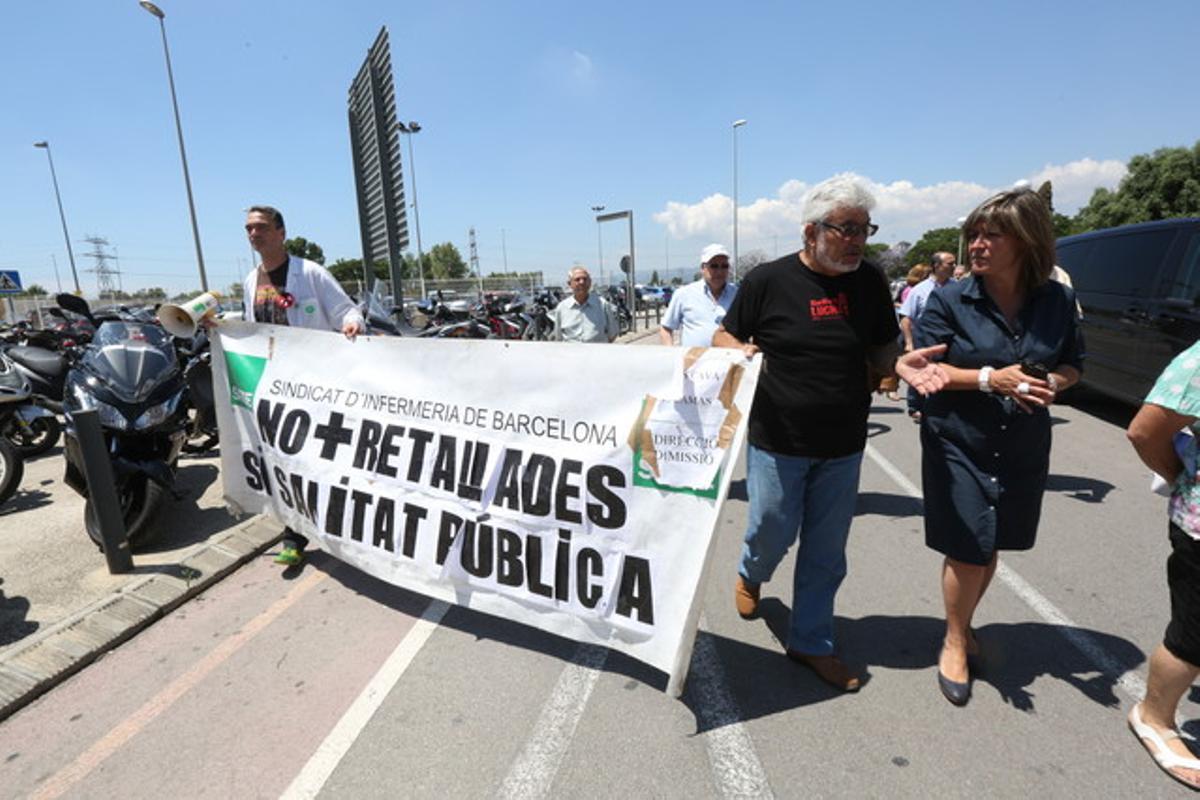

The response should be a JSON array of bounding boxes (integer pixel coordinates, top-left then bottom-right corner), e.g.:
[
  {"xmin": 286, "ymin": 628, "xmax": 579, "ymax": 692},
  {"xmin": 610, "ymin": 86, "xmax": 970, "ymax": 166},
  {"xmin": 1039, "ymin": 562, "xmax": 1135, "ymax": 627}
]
[{"xmin": 1128, "ymin": 702, "xmax": 1200, "ymax": 790}]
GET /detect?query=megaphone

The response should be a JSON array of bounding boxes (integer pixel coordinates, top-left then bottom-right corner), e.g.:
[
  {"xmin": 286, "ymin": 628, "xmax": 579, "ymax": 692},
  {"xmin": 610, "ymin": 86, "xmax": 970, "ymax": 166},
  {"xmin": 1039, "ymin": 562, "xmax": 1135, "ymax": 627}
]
[{"xmin": 157, "ymin": 291, "xmax": 222, "ymax": 338}]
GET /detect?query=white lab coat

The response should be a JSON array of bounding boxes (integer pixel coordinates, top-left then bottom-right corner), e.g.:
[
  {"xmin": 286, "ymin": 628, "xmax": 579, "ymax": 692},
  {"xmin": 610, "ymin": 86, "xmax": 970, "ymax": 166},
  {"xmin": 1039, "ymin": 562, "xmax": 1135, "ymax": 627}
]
[{"xmin": 241, "ymin": 255, "xmax": 363, "ymax": 332}]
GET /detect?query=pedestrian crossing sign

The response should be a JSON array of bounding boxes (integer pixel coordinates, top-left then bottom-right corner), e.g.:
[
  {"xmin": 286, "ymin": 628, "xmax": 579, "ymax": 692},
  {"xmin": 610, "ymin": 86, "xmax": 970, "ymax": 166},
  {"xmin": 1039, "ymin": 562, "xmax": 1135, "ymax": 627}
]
[{"xmin": 0, "ymin": 271, "xmax": 21, "ymax": 294}]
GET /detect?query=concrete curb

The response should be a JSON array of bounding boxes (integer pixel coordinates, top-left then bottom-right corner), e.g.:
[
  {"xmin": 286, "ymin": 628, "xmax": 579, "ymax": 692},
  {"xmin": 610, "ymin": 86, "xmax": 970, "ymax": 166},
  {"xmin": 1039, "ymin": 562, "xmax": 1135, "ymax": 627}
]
[{"xmin": 0, "ymin": 516, "xmax": 283, "ymax": 722}]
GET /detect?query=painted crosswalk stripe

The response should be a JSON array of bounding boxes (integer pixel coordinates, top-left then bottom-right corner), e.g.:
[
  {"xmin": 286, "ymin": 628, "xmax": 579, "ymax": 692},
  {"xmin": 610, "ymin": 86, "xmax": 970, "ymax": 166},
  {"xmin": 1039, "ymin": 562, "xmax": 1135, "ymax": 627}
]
[
  {"xmin": 691, "ymin": 621, "xmax": 774, "ymax": 798},
  {"xmin": 280, "ymin": 599, "xmax": 450, "ymax": 800},
  {"xmin": 496, "ymin": 642, "xmax": 609, "ymax": 799}
]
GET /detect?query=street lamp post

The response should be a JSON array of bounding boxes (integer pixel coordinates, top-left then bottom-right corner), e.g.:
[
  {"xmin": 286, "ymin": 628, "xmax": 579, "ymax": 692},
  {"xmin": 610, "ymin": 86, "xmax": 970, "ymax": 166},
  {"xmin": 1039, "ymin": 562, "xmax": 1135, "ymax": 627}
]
[
  {"xmin": 596, "ymin": 209, "xmax": 635, "ymax": 331},
  {"xmin": 396, "ymin": 121, "xmax": 426, "ymax": 300},
  {"xmin": 139, "ymin": 1, "xmax": 208, "ymax": 292},
  {"xmin": 732, "ymin": 119, "xmax": 747, "ymax": 276},
  {"xmin": 32, "ymin": 141, "xmax": 81, "ymax": 294},
  {"xmin": 590, "ymin": 205, "xmax": 605, "ymax": 286}
]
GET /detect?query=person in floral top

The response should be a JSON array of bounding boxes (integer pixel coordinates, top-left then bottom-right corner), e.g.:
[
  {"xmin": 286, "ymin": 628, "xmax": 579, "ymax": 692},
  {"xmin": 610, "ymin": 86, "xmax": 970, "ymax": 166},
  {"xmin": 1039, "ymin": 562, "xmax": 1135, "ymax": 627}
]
[{"xmin": 1127, "ymin": 340, "xmax": 1200, "ymax": 790}]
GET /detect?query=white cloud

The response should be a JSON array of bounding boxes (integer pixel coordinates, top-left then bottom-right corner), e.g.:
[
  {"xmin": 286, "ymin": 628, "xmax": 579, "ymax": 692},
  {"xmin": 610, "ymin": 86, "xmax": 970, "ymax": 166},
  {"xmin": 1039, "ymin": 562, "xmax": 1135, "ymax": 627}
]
[
  {"xmin": 1027, "ymin": 158, "xmax": 1127, "ymax": 211},
  {"xmin": 654, "ymin": 158, "xmax": 1128, "ymax": 247}
]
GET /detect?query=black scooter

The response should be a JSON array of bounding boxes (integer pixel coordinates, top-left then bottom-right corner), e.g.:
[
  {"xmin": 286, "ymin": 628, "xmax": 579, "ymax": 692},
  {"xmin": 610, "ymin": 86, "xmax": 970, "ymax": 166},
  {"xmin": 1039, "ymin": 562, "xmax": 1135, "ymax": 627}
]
[
  {"xmin": 0, "ymin": 350, "xmax": 29, "ymax": 505},
  {"xmin": 56, "ymin": 294, "xmax": 188, "ymax": 549}
]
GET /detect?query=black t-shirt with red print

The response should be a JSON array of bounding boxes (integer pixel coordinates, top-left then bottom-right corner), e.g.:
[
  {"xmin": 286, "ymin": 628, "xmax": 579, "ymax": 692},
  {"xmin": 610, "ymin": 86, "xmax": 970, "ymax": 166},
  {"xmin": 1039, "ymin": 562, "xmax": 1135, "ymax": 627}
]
[{"xmin": 721, "ymin": 252, "xmax": 899, "ymax": 458}]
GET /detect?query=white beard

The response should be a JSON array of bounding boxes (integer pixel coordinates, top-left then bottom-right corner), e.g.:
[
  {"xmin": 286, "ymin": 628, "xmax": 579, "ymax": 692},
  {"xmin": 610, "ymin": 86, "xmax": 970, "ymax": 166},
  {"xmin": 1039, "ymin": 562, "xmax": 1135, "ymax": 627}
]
[{"xmin": 813, "ymin": 237, "xmax": 861, "ymax": 274}]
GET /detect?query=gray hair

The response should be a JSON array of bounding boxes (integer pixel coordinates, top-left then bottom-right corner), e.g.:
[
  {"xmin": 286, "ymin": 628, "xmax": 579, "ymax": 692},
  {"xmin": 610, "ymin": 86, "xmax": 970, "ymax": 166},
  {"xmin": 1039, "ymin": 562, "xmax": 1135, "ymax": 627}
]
[{"xmin": 800, "ymin": 175, "xmax": 876, "ymax": 225}]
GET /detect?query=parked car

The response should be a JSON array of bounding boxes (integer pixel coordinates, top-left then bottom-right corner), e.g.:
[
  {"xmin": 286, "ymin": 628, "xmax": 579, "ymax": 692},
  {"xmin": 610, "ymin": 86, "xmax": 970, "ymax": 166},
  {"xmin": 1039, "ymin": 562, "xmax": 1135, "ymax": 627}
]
[
  {"xmin": 1055, "ymin": 217, "xmax": 1200, "ymax": 403},
  {"xmin": 633, "ymin": 285, "xmax": 663, "ymax": 309}
]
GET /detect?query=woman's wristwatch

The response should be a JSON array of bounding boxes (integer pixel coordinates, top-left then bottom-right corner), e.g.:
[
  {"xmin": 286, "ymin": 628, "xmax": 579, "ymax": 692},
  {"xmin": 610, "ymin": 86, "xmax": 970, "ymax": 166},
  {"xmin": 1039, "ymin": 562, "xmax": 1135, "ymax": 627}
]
[{"xmin": 978, "ymin": 365, "xmax": 994, "ymax": 393}]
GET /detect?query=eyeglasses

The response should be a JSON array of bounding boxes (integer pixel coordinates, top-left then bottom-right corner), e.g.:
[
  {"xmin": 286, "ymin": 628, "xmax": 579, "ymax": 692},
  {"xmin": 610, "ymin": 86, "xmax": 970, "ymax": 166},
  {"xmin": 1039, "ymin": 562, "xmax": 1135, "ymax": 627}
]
[
  {"xmin": 819, "ymin": 220, "xmax": 879, "ymax": 240},
  {"xmin": 705, "ymin": 263, "xmax": 730, "ymax": 270}
]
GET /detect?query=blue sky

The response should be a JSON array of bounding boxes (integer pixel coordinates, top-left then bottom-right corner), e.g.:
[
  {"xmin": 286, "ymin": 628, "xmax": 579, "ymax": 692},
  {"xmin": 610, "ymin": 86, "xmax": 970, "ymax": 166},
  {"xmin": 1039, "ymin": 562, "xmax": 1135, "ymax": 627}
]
[{"xmin": 3, "ymin": 0, "xmax": 1198, "ymax": 296}]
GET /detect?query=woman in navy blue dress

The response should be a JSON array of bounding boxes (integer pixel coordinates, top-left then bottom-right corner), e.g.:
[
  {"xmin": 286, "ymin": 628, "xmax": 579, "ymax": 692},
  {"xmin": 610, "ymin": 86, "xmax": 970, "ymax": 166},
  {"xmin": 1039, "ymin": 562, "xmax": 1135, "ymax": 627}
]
[{"xmin": 914, "ymin": 188, "xmax": 1084, "ymax": 705}]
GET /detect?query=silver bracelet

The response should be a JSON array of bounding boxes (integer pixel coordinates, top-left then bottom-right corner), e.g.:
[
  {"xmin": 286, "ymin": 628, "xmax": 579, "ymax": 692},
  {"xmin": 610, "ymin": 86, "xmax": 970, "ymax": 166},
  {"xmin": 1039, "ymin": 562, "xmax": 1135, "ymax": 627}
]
[{"xmin": 978, "ymin": 365, "xmax": 994, "ymax": 393}]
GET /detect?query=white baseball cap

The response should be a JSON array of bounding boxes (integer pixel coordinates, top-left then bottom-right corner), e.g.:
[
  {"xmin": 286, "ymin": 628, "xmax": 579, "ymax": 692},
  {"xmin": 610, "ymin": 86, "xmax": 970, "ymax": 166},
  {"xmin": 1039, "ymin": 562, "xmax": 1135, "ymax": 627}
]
[{"xmin": 700, "ymin": 243, "xmax": 731, "ymax": 265}]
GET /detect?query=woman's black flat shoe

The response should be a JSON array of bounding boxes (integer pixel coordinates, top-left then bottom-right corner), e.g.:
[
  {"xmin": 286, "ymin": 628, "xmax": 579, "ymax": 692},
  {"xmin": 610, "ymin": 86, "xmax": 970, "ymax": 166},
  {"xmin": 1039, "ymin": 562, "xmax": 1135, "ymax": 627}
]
[{"xmin": 938, "ymin": 670, "xmax": 971, "ymax": 706}]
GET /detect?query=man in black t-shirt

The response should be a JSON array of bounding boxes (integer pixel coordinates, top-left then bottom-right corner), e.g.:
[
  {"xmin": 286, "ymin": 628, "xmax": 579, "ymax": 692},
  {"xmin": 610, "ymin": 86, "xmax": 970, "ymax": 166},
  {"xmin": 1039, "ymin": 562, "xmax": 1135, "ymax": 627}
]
[{"xmin": 715, "ymin": 175, "xmax": 946, "ymax": 691}]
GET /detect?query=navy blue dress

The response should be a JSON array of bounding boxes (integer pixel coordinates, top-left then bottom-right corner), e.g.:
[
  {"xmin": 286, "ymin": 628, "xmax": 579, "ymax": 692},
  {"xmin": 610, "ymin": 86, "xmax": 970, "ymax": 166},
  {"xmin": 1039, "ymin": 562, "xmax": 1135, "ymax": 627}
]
[{"xmin": 914, "ymin": 276, "xmax": 1084, "ymax": 565}]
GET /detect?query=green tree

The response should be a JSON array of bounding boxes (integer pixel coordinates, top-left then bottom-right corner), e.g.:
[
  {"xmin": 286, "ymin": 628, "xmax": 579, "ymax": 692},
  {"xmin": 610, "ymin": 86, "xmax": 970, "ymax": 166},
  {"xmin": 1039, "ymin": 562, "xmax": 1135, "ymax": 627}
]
[
  {"xmin": 285, "ymin": 236, "xmax": 326, "ymax": 265},
  {"xmin": 864, "ymin": 243, "xmax": 889, "ymax": 260},
  {"xmin": 650, "ymin": 270, "xmax": 661, "ymax": 284},
  {"xmin": 1075, "ymin": 140, "xmax": 1200, "ymax": 232},
  {"xmin": 330, "ymin": 257, "xmax": 401, "ymax": 282},
  {"xmin": 905, "ymin": 227, "xmax": 960, "ymax": 267},
  {"xmin": 426, "ymin": 243, "xmax": 468, "ymax": 279},
  {"xmin": 21, "ymin": 284, "xmax": 48, "ymax": 297},
  {"xmin": 401, "ymin": 252, "xmax": 427, "ymax": 280}
]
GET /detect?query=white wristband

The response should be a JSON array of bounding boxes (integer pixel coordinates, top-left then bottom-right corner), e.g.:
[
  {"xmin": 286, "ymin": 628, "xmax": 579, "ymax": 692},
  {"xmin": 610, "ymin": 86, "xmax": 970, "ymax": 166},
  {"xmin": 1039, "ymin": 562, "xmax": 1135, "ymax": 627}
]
[{"xmin": 978, "ymin": 365, "xmax": 994, "ymax": 393}]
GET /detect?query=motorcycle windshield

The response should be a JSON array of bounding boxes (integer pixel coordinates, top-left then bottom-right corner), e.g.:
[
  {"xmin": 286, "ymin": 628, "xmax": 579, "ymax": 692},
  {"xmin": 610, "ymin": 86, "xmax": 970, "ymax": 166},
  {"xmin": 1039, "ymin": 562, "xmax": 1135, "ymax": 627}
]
[{"xmin": 85, "ymin": 322, "xmax": 179, "ymax": 402}]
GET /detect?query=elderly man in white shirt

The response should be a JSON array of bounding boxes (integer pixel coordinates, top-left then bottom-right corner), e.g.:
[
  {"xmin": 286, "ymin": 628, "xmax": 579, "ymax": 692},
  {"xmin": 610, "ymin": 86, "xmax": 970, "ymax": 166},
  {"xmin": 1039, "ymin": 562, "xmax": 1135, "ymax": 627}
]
[
  {"xmin": 659, "ymin": 243, "xmax": 738, "ymax": 347},
  {"xmin": 551, "ymin": 267, "xmax": 619, "ymax": 342}
]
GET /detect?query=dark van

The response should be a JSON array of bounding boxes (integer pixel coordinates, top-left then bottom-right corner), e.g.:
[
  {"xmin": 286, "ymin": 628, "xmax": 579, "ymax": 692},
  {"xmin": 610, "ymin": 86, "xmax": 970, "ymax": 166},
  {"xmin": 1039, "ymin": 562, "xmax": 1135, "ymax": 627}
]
[{"xmin": 1056, "ymin": 218, "xmax": 1200, "ymax": 403}]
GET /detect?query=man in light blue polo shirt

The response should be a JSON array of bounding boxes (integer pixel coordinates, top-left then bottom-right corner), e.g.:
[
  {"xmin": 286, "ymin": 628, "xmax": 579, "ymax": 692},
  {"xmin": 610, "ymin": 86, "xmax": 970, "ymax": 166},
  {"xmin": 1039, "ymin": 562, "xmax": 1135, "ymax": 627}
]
[
  {"xmin": 898, "ymin": 250, "xmax": 955, "ymax": 420},
  {"xmin": 658, "ymin": 243, "xmax": 737, "ymax": 346}
]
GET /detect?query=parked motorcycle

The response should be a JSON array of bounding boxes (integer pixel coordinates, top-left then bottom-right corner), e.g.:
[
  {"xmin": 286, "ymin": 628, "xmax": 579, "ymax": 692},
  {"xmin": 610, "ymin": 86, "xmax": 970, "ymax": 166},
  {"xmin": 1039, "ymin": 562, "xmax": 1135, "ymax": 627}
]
[
  {"xmin": 0, "ymin": 339, "xmax": 68, "ymax": 456},
  {"xmin": 604, "ymin": 287, "xmax": 633, "ymax": 335},
  {"xmin": 176, "ymin": 327, "xmax": 218, "ymax": 455},
  {"xmin": 0, "ymin": 351, "xmax": 29, "ymax": 504},
  {"xmin": 55, "ymin": 294, "xmax": 188, "ymax": 549}
]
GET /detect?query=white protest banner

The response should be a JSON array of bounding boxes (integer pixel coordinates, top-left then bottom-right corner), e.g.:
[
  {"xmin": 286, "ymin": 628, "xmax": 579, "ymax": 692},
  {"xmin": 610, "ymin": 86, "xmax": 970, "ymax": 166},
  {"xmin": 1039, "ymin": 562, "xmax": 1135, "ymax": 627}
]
[{"xmin": 211, "ymin": 321, "xmax": 760, "ymax": 691}]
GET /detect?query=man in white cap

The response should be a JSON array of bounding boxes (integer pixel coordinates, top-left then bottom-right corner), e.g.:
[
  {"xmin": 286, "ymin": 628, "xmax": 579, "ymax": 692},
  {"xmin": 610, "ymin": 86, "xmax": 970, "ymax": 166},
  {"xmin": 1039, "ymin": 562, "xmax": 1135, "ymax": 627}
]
[{"xmin": 658, "ymin": 243, "xmax": 737, "ymax": 346}]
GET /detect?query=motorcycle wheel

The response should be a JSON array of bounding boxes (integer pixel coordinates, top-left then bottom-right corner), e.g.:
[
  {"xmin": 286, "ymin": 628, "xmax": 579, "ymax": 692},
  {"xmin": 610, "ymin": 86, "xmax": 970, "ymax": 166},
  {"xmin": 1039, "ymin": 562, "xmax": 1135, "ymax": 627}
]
[
  {"xmin": 84, "ymin": 475, "xmax": 167, "ymax": 551},
  {"xmin": 0, "ymin": 438, "xmax": 24, "ymax": 506},
  {"xmin": 6, "ymin": 415, "xmax": 62, "ymax": 457}
]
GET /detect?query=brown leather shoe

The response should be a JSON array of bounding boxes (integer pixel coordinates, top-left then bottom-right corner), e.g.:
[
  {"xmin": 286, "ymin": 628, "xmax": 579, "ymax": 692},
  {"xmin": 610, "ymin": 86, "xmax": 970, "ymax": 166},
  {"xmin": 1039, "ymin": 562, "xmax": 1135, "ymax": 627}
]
[
  {"xmin": 734, "ymin": 576, "xmax": 761, "ymax": 619},
  {"xmin": 786, "ymin": 651, "xmax": 863, "ymax": 692}
]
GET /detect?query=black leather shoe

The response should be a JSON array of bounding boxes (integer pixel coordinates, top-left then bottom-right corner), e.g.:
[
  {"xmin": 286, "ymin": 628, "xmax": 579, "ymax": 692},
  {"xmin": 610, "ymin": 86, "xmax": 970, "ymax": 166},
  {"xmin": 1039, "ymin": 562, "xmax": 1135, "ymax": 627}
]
[{"xmin": 938, "ymin": 669, "xmax": 971, "ymax": 706}]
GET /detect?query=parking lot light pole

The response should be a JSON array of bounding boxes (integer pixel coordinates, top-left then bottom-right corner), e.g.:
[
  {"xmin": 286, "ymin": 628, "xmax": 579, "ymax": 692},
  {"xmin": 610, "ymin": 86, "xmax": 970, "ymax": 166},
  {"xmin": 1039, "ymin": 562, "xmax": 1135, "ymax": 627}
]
[
  {"xmin": 139, "ymin": 1, "xmax": 208, "ymax": 292},
  {"xmin": 33, "ymin": 141, "xmax": 82, "ymax": 294},
  {"xmin": 590, "ymin": 205, "xmax": 605, "ymax": 285},
  {"xmin": 396, "ymin": 121, "xmax": 426, "ymax": 300},
  {"xmin": 732, "ymin": 119, "xmax": 747, "ymax": 276},
  {"xmin": 596, "ymin": 209, "xmax": 634, "ymax": 331}
]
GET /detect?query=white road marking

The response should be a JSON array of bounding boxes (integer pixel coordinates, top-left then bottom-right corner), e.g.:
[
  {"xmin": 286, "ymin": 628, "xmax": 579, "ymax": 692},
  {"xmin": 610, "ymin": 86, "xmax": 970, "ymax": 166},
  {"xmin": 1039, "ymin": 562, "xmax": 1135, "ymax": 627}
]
[
  {"xmin": 691, "ymin": 619, "xmax": 774, "ymax": 799},
  {"xmin": 280, "ymin": 599, "xmax": 450, "ymax": 800},
  {"xmin": 864, "ymin": 443, "xmax": 1147, "ymax": 699},
  {"xmin": 496, "ymin": 643, "xmax": 608, "ymax": 800}
]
